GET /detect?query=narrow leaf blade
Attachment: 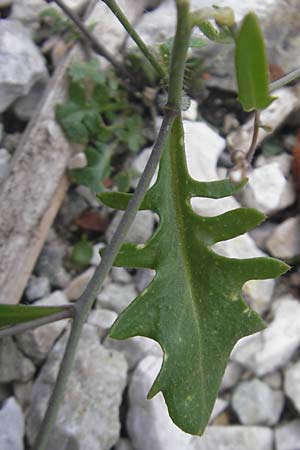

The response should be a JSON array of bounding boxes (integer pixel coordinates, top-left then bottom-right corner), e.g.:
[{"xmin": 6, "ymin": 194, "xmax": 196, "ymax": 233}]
[
  {"xmin": 0, "ymin": 305, "xmax": 68, "ymax": 329},
  {"xmin": 235, "ymin": 12, "xmax": 276, "ymax": 111}
]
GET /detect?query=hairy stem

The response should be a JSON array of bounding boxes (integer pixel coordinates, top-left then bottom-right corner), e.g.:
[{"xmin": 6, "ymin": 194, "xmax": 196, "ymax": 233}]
[
  {"xmin": 0, "ymin": 307, "xmax": 74, "ymax": 339},
  {"xmin": 167, "ymin": 0, "xmax": 192, "ymax": 110},
  {"xmin": 33, "ymin": 1, "xmax": 192, "ymax": 448},
  {"xmin": 101, "ymin": 0, "xmax": 167, "ymax": 80},
  {"xmin": 46, "ymin": 0, "xmax": 127, "ymax": 76}
]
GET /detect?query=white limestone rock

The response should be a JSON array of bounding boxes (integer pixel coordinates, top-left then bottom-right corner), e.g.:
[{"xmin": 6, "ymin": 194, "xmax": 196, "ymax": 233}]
[
  {"xmin": 105, "ymin": 336, "xmax": 162, "ymax": 369},
  {"xmin": 13, "ymin": 380, "xmax": 33, "ymax": 414},
  {"xmin": 232, "ymin": 296, "xmax": 300, "ymax": 376},
  {"xmin": 67, "ymin": 151, "xmax": 88, "ymax": 170},
  {"xmin": 87, "ymin": 0, "xmax": 151, "ymax": 57},
  {"xmin": 25, "ymin": 275, "xmax": 51, "ymax": 302},
  {"xmin": 106, "ymin": 210, "xmax": 155, "ymax": 245},
  {"xmin": 26, "ymin": 325, "xmax": 128, "ymax": 450},
  {"xmin": 36, "ymin": 230, "xmax": 70, "ymax": 288},
  {"xmin": 97, "ymin": 282, "xmax": 137, "ymax": 314},
  {"xmin": 64, "ymin": 267, "xmax": 95, "ymax": 301},
  {"xmin": 134, "ymin": 269, "xmax": 155, "ymax": 293},
  {"xmin": 111, "ymin": 267, "xmax": 132, "ymax": 284},
  {"xmin": 88, "ymin": 309, "xmax": 118, "ymax": 338},
  {"xmin": 0, "ymin": 20, "xmax": 47, "ymax": 113},
  {"xmin": 131, "ymin": 0, "xmax": 300, "ymax": 91},
  {"xmin": 127, "ymin": 356, "xmax": 194, "ymax": 450},
  {"xmin": 255, "ymin": 153, "xmax": 292, "ymax": 178},
  {"xmin": 232, "ymin": 379, "xmax": 284, "ymax": 426},
  {"xmin": 91, "ymin": 242, "xmax": 105, "ymax": 266},
  {"xmin": 275, "ymin": 420, "xmax": 300, "ymax": 450},
  {"xmin": 228, "ymin": 88, "xmax": 300, "ymax": 155},
  {"xmin": 249, "ymin": 222, "xmax": 277, "ymax": 251},
  {"xmin": 184, "ymin": 120, "xmax": 226, "ymax": 186},
  {"xmin": 0, "ymin": 0, "xmax": 13, "ymax": 7},
  {"xmin": 263, "ymin": 371, "xmax": 282, "ymax": 390},
  {"xmin": 0, "ymin": 337, "xmax": 35, "ymax": 383},
  {"xmin": 182, "ymin": 99, "xmax": 198, "ymax": 121},
  {"xmin": 114, "ymin": 439, "xmax": 134, "ymax": 450},
  {"xmin": 0, "ymin": 397, "xmax": 24, "ymax": 450},
  {"xmin": 284, "ymin": 360, "xmax": 300, "ymax": 414},
  {"xmin": 209, "ymin": 398, "xmax": 228, "ymax": 424},
  {"xmin": 131, "ymin": 146, "xmax": 157, "ymax": 188},
  {"xmin": 192, "ymin": 426, "xmax": 273, "ymax": 450},
  {"xmin": 0, "ymin": 384, "xmax": 10, "ymax": 403},
  {"xmin": 13, "ymin": 80, "xmax": 48, "ymax": 120},
  {"xmin": 10, "ymin": 0, "xmax": 89, "ymax": 23},
  {"xmin": 266, "ymin": 216, "xmax": 300, "ymax": 260},
  {"xmin": 0, "ymin": 148, "xmax": 11, "ymax": 183},
  {"xmin": 16, "ymin": 291, "xmax": 70, "ymax": 364},
  {"xmin": 241, "ymin": 163, "xmax": 295, "ymax": 215},
  {"xmin": 213, "ymin": 232, "xmax": 275, "ymax": 315},
  {"xmin": 220, "ymin": 361, "xmax": 243, "ymax": 392}
]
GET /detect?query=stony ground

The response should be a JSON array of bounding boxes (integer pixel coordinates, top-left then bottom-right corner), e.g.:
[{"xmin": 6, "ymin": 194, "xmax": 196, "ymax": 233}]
[{"xmin": 0, "ymin": 1, "xmax": 300, "ymax": 450}]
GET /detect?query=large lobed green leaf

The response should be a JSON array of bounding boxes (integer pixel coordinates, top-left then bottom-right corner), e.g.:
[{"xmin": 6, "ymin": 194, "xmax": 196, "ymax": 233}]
[
  {"xmin": 235, "ymin": 12, "xmax": 276, "ymax": 111},
  {"xmin": 99, "ymin": 116, "xmax": 288, "ymax": 435}
]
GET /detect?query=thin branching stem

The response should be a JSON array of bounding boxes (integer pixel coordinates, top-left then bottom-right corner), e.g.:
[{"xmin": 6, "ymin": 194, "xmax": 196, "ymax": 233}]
[
  {"xmin": 46, "ymin": 0, "xmax": 127, "ymax": 76},
  {"xmin": 246, "ymin": 110, "xmax": 261, "ymax": 164},
  {"xmin": 0, "ymin": 307, "xmax": 74, "ymax": 338},
  {"xmin": 33, "ymin": 110, "xmax": 177, "ymax": 450},
  {"xmin": 229, "ymin": 110, "xmax": 261, "ymax": 182},
  {"xmin": 101, "ymin": 0, "xmax": 167, "ymax": 81},
  {"xmin": 270, "ymin": 66, "xmax": 300, "ymax": 92}
]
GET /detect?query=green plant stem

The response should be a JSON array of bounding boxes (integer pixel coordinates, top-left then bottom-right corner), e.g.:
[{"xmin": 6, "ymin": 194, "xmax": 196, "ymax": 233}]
[
  {"xmin": 167, "ymin": 0, "xmax": 192, "ymax": 110},
  {"xmin": 247, "ymin": 110, "xmax": 261, "ymax": 164},
  {"xmin": 101, "ymin": 0, "xmax": 167, "ymax": 81},
  {"xmin": 0, "ymin": 307, "xmax": 74, "ymax": 338},
  {"xmin": 46, "ymin": 0, "xmax": 127, "ymax": 76},
  {"xmin": 33, "ymin": 111, "xmax": 176, "ymax": 450},
  {"xmin": 270, "ymin": 66, "xmax": 300, "ymax": 92},
  {"xmin": 33, "ymin": 1, "xmax": 192, "ymax": 448}
]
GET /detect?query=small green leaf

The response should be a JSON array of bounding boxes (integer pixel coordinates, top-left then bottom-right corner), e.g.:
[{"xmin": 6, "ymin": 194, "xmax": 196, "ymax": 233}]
[
  {"xmin": 113, "ymin": 170, "xmax": 132, "ymax": 192},
  {"xmin": 116, "ymin": 115, "xmax": 146, "ymax": 153},
  {"xmin": 71, "ymin": 145, "xmax": 112, "ymax": 193},
  {"xmin": 235, "ymin": 12, "xmax": 276, "ymax": 111},
  {"xmin": 68, "ymin": 59, "xmax": 105, "ymax": 84},
  {"xmin": 70, "ymin": 237, "xmax": 93, "ymax": 267},
  {"xmin": 189, "ymin": 36, "xmax": 208, "ymax": 48},
  {"xmin": 0, "ymin": 304, "xmax": 68, "ymax": 329},
  {"xmin": 165, "ymin": 35, "xmax": 208, "ymax": 50},
  {"xmin": 261, "ymin": 141, "xmax": 282, "ymax": 156},
  {"xmin": 198, "ymin": 21, "xmax": 232, "ymax": 43},
  {"xmin": 68, "ymin": 81, "xmax": 86, "ymax": 106}
]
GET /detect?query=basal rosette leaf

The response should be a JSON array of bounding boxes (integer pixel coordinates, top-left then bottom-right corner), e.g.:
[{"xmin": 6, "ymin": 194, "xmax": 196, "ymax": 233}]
[{"xmin": 98, "ymin": 117, "xmax": 288, "ymax": 435}]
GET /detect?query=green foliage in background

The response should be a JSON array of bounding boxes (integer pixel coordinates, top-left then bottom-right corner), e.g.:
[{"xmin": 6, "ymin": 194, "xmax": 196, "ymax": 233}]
[
  {"xmin": 56, "ymin": 59, "xmax": 147, "ymax": 193},
  {"xmin": 70, "ymin": 235, "xmax": 93, "ymax": 268}
]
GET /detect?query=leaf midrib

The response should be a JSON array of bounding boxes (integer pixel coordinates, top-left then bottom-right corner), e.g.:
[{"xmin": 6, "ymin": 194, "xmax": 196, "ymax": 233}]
[{"xmin": 168, "ymin": 138, "xmax": 208, "ymax": 428}]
